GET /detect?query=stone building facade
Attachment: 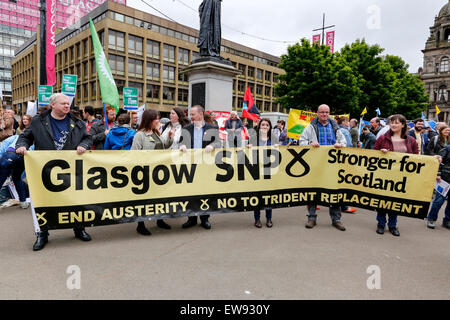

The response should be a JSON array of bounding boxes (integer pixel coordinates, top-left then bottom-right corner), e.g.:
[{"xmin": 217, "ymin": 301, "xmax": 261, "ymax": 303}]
[{"xmin": 421, "ymin": 1, "xmax": 450, "ymax": 123}]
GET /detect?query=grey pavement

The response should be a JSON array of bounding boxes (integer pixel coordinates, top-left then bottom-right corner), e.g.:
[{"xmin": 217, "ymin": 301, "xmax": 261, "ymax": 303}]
[{"xmin": 0, "ymin": 204, "xmax": 449, "ymax": 300}]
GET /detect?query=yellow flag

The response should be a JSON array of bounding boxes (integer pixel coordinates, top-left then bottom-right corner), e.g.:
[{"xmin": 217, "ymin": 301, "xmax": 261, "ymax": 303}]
[
  {"xmin": 287, "ymin": 109, "xmax": 316, "ymax": 140},
  {"xmin": 436, "ymin": 105, "xmax": 441, "ymax": 115},
  {"xmin": 361, "ymin": 107, "xmax": 367, "ymax": 116}
]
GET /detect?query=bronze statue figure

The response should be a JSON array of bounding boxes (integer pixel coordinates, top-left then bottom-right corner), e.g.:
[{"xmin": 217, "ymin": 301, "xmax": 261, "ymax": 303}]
[{"xmin": 198, "ymin": 0, "xmax": 222, "ymax": 57}]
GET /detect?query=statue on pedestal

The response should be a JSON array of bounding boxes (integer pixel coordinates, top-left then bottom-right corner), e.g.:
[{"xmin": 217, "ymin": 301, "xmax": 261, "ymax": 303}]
[{"xmin": 198, "ymin": 0, "xmax": 222, "ymax": 58}]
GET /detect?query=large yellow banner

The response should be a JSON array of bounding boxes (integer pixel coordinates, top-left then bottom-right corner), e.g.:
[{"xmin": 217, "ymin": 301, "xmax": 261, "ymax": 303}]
[{"xmin": 24, "ymin": 146, "xmax": 439, "ymax": 229}]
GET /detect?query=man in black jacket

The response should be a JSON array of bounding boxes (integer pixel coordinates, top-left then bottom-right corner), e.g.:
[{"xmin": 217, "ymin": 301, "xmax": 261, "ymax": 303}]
[
  {"xmin": 89, "ymin": 106, "xmax": 116, "ymax": 150},
  {"xmin": 180, "ymin": 105, "xmax": 221, "ymax": 229},
  {"xmin": 224, "ymin": 111, "xmax": 243, "ymax": 147},
  {"xmin": 16, "ymin": 93, "xmax": 93, "ymax": 251}
]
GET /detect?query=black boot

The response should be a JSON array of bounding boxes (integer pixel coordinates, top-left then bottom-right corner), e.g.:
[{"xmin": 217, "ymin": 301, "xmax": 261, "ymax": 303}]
[
  {"xmin": 74, "ymin": 228, "xmax": 92, "ymax": 241},
  {"xmin": 157, "ymin": 219, "xmax": 171, "ymax": 230},
  {"xmin": 137, "ymin": 222, "xmax": 151, "ymax": 235},
  {"xmin": 33, "ymin": 231, "xmax": 49, "ymax": 251},
  {"xmin": 182, "ymin": 217, "xmax": 197, "ymax": 229}
]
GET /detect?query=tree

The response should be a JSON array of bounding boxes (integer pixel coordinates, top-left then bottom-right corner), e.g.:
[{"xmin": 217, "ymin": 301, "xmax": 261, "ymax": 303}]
[
  {"xmin": 275, "ymin": 38, "xmax": 428, "ymax": 119},
  {"xmin": 275, "ymin": 39, "xmax": 360, "ymax": 115}
]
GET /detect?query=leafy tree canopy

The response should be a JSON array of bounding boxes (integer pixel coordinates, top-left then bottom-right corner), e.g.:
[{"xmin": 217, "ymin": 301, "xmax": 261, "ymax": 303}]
[{"xmin": 274, "ymin": 39, "xmax": 428, "ymax": 119}]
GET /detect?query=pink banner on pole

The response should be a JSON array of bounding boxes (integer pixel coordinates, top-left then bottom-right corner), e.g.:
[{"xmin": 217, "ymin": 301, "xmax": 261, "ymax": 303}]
[
  {"xmin": 46, "ymin": 0, "xmax": 56, "ymax": 85},
  {"xmin": 326, "ymin": 31, "xmax": 335, "ymax": 53},
  {"xmin": 312, "ymin": 34, "xmax": 321, "ymax": 45}
]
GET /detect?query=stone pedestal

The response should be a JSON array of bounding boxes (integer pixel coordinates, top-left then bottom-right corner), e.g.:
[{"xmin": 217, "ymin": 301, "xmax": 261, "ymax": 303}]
[{"xmin": 180, "ymin": 58, "xmax": 241, "ymax": 112}]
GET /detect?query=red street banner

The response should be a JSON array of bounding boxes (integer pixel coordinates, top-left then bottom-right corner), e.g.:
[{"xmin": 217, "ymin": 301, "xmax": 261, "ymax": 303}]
[
  {"xmin": 46, "ymin": 0, "xmax": 57, "ymax": 85},
  {"xmin": 326, "ymin": 31, "xmax": 335, "ymax": 53},
  {"xmin": 312, "ymin": 34, "xmax": 321, "ymax": 44}
]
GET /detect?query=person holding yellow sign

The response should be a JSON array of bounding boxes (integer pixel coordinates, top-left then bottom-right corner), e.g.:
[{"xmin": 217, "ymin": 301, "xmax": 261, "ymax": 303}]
[{"xmin": 299, "ymin": 104, "xmax": 348, "ymax": 231}]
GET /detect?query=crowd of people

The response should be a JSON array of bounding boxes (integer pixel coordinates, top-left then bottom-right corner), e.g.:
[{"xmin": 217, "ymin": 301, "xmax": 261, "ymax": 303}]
[{"xmin": 0, "ymin": 94, "xmax": 448, "ymax": 251}]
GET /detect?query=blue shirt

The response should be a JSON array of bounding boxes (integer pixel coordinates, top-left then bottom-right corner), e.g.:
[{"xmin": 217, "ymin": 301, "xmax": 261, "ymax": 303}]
[
  {"xmin": 49, "ymin": 115, "xmax": 70, "ymax": 150},
  {"xmin": 193, "ymin": 125, "xmax": 204, "ymax": 149},
  {"xmin": 317, "ymin": 121, "xmax": 336, "ymax": 146}
]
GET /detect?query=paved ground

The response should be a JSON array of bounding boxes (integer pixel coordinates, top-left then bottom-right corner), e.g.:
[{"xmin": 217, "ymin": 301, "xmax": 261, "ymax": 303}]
[{"xmin": 0, "ymin": 204, "xmax": 449, "ymax": 300}]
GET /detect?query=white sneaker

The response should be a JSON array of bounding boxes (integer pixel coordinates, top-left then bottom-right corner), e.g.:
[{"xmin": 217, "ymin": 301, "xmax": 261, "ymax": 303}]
[
  {"xmin": 20, "ymin": 201, "xmax": 29, "ymax": 209},
  {"xmin": 1, "ymin": 199, "xmax": 20, "ymax": 208},
  {"xmin": 426, "ymin": 219, "xmax": 435, "ymax": 229}
]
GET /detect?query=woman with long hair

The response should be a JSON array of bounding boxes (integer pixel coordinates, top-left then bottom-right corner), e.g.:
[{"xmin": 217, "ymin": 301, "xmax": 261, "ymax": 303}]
[
  {"xmin": 17, "ymin": 114, "xmax": 32, "ymax": 135},
  {"xmin": 160, "ymin": 107, "xmax": 188, "ymax": 150},
  {"xmin": 373, "ymin": 114, "xmax": 418, "ymax": 236},
  {"xmin": 247, "ymin": 118, "xmax": 279, "ymax": 228},
  {"xmin": 426, "ymin": 124, "xmax": 450, "ymax": 156},
  {"xmin": 131, "ymin": 109, "xmax": 173, "ymax": 235}
]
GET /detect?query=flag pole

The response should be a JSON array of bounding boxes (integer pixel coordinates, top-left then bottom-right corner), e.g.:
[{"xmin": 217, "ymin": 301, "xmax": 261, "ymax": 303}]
[{"xmin": 103, "ymin": 103, "xmax": 109, "ymax": 130}]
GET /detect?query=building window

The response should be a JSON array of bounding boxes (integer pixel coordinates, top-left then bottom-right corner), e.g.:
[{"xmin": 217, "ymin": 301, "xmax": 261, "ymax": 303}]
[
  {"xmin": 91, "ymin": 82, "xmax": 96, "ymax": 98},
  {"xmin": 438, "ymin": 85, "xmax": 447, "ymax": 102},
  {"xmin": 178, "ymin": 72, "xmax": 188, "ymax": 83},
  {"xmin": 128, "ymin": 35, "xmax": 143, "ymax": 56},
  {"xmin": 114, "ymin": 13, "xmax": 124, "ymax": 23},
  {"xmin": 76, "ymin": 43, "xmax": 81, "ymax": 59},
  {"xmin": 256, "ymin": 85, "xmax": 263, "ymax": 95},
  {"xmin": 108, "ymin": 30, "xmax": 125, "ymax": 52},
  {"xmin": 264, "ymin": 101, "xmax": 271, "ymax": 112},
  {"xmin": 248, "ymin": 67, "xmax": 254, "ymax": 78},
  {"xmin": 265, "ymin": 71, "xmax": 271, "ymax": 82},
  {"xmin": 83, "ymin": 39, "xmax": 88, "ymax": 56},
  {"xmin": 83, "ymin": 62, "xmax": 88, "ymax": 79},
  {"xmin": 163, "ymin": 86, "xmax": 175, "ymax": 101},
  {"xmin": 83, "ymin": 83, "xmax": 88, "ymax": 100},
  {"xmin": 178, "ymin": 48, "xmax": 189, "ymax": 65},
  {"xmin": 128, "ymin": 81, "xmax": 143, "ymax": 98},
  {"xmin": 116, "ymin": 79, "xmax": 125, "ymax": 94},
  {"xmin": 125, "ymin": 16, "xmax": 133, "ymax": 25},
  {"xmin": 108, "ymin": 54, "xmax": 125, "ymax": 75},
  {"xmin": 238, "ymin": 64, "xmax": 245, "ymax": 75},
  {"xmin": 264, "ymin": 86, "xmax": 271, "ymax": 97},
  {"xmin": 273, "ymin": 73, "xmax": 279, "ymax": 82},
  {"xmin": 128, "ymin": 58, "xmax": 143, "ymax": 78},
  {"xmin": 91, "ymin": 59, "xmax": 96, "ymax": 75},
  {"xmin": 146, "ymin": 84, "xmax": 160, "ymax": 99},
  {"xmin": 178, "ymin": 88, "xmax": 188, "ymax": 103},
  {"xmin": 146, "ymin": 40, "xmax": 160, "ymax": 59},
  {"xmin": 441, "ymin": 57, "xmax": 449, "ymax": 73},
  {"xmin": 146, "ymin": 62, "xmax": 160, "ymax": 81},
  {"xmin": 163, "ymin": 44, "xmax": 175, "ymax": 63},
  {"xmin": 163, "ymin": 65, "xmax": 175, "ymax": 83},
  {"xmin": 256, "ymin": 69, "xmax": 263, "ymax": 80}
]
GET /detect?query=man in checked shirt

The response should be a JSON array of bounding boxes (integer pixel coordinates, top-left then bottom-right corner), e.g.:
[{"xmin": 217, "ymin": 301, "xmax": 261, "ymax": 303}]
[{"xmin": 299, "ymin": 104, "xmax": 348, "ymax": 231}]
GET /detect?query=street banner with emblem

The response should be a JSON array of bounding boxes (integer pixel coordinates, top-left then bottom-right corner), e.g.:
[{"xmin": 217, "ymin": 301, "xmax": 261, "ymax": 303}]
[
  {"xmin": 312, "ymin": 34, "xmax": 321, "ymax": 44},
  {"xmin": 326, "ymin": 30, "xmax": 335, "ymax": 53}
]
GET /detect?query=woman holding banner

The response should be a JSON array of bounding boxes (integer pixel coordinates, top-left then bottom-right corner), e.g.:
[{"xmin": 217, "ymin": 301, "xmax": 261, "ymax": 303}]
[
  {"xmin": 374, "ymin": 114, "xmax": 418, "ymax": 236},
  {"xmin": 247, "ymin": 118, "xmax": 279, "ymax": 228},
  {"xmin": 131, "ymin": 110, "xmax": 174, "ymax": 235},
  {"xmin": 161, "ymin": 107, "xmax": 189, "ymax": 150}
]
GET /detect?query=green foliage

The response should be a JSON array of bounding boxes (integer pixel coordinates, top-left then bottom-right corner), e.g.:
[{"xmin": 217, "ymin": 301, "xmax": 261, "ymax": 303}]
[{"xmin": 275, "ymin": 39, "xmax": 428, "ymax": 119}]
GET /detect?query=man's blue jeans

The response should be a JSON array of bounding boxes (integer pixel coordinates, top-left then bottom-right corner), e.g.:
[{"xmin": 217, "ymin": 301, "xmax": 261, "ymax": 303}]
[
  {"xmin": 376, "ymin": 211, "xmax": 398, "ymax": 228},
  {"xmin": 427, "ymin": 192, "xmax": 450, "ymax": 223},
  {"xmin": 0, "ymin": 151, "xmax": 26, "ymax": 202},
  {"xmin": 254, "ymin": 208, "xmax": 272, "ymax": 221}
]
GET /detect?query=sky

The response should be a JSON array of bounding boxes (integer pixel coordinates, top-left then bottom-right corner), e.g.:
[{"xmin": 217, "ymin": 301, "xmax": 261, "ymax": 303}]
[{"xmin": 126, "ymin": 0, "xmax": 448, "ymax": 73}]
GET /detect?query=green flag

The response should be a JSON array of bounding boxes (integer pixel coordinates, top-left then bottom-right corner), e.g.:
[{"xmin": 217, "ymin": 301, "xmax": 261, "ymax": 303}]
[{"xmin": 90, "ymin": 18, "xmax": 119, "ymax": 113}]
